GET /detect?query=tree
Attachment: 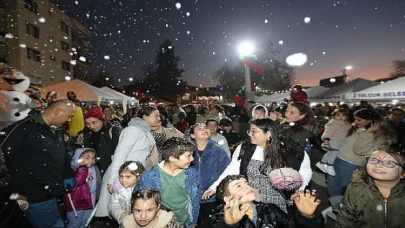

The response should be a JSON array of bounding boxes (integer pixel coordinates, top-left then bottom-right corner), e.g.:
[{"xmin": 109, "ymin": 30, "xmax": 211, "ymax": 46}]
[
  {"xmin": 390, "ymin": 59, "xmax": 405, "ymax": 78},
  {"xmin": 214, "ymin": 41, "xmax": 294, "ymax": 95},
  {"xmin": 91, "ymin": 69, "xmax": 118, "ymax": 88},
  {"xmin": 151, "ymin": 39, "xmax": 186, "ymax": 102}
]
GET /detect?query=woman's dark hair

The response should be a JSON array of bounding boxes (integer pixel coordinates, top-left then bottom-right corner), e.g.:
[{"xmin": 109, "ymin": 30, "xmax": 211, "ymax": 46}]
[
  {"xmin": 211, "ymin": 104, "xmax": 223, "ymax": 112},
  {"xmin": 198, "ymin": 106, "xmax": 209, "ymax": 115},
  {"xmin": 137, "ymin": 106, "xmax": 158, "ymax": 118},
  {"xmin": 288, "ymin": 101, "xmax": 316, "ymax": 126},
  {"xmin": 131, "ymin": 188, "xmax": 161, "ymax": 210},
  {"xmin": 348, "ymin": 108, "xmax": 397, "ymax": 143},
  {"xmin": 332, "ymin": 108, "xmax": 349, "ymax": 118},
  {"xmin": 249, "ymin": 119, "xmax": 287, "ymax": 174}
]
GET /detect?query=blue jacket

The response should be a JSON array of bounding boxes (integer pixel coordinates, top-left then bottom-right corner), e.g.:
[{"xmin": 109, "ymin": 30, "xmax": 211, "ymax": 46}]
[
  {"xmin": 135, "ymin": 164, "xmax": 200, "ymax": 228},
  {"xmin": 192, "ymin": 140, "xmax": 230, "ymax": 203}
]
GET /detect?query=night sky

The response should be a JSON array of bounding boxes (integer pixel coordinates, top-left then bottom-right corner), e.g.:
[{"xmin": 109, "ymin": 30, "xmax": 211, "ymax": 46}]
[{"xmin": 54, "ymin": 0, "xmax": 405, "ymax": 87}]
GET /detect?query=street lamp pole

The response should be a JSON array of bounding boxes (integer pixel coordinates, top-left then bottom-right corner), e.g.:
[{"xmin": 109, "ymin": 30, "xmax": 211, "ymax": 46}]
[{"xmin": 238, "ymin": 42, "xmax": 255, "ymax": 100}]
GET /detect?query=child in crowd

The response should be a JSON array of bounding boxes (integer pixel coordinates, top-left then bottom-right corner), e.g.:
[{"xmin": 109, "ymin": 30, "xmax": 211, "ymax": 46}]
[
  {"xmin": 251, "ymin": 104, "xmax": 268, "ymax": 119},
  {"xmin": 108, "ymin": 161, "xmax": 145, "ymax": 225},
  {"xmin": 336, "ymin": 147, "xmax": 405, "ymax": 227},
  {"xmin": 64, "ymin": 148, "xmax": 101, "ymax": 228},
  {"xmin": 206, "ymin": 119, "xmax": 231, "ymax": 159},
  {"xmin": 211, "ymin": 175, "xmax": 324, "ymax": 228},
  {"xmin": 219, "ymin": 118, "xmax": 241, "ymax": 154},
  {"xmin": 135, "ymin": 137, "xmax": 200, "ymax": 228},
  {"xmin": 316, "ymin": 109, "xmax": 352, "ymax": 176},
  {"xmin": 122, "ymin": 188, "xmax": 183, "ymax": 228}
]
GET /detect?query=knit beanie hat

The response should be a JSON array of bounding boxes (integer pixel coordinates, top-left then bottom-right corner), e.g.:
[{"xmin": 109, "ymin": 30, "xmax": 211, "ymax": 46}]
[{"xmin": 84, "ymin": 105, "xmax": 105, "ymax": 120}]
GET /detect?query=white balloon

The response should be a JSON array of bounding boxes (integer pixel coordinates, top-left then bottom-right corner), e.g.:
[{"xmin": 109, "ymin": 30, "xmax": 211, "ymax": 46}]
[{"xmin": 286, "ymin": 53, "xmax": 308, "ymax": 66}]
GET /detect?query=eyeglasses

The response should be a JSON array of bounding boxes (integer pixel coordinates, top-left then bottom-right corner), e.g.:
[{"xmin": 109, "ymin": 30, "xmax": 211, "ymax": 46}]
[
  {"xmin": 247, "ymin": 129, "xmax": 262, "ymax": 136},
  {"xmin": 366, "ymin": 157, "xmax": 401, "ymax": 168}
]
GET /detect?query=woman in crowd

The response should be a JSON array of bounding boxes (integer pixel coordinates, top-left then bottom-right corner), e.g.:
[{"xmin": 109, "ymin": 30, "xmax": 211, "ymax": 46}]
[
  {"xmin": 103, "ymin": 106, "xmax": 123, "ymax": 127},
  {"xmin": 83, "ymin": 105, "xmax": 122, "ymax": 174},
  {"xmin": 95, "ymin": 106, "xmax": 159, "ymax": 218},
  {"xmin": 196, "ymin": 106, "xmax": 210, "ymax": 124},
  {"xmin": 150, "ymin": 118, "xmax": 183, "ymax": 162},
  {"xmin": 202, "ymin": 118, "xmax": 312, "ymax": 212},
  {"xmin": 327, "ymin": 108, "xmax": 397, "ymax": 196},
  {"xmin": 279, "ymin": 101, "xmax": 322, "ymax": 168}
]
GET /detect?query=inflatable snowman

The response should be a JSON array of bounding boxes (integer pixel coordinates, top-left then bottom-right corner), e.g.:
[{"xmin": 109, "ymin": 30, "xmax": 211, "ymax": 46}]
[{"xmin": 0, "ymin": 70, "xmax": 40, "ymax": 130}]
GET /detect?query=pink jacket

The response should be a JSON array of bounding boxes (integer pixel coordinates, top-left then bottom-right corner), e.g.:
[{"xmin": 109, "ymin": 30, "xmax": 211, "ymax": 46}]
[{"xmin": 64, "ymin": 166, "xmax": 93, "ymax": 212}]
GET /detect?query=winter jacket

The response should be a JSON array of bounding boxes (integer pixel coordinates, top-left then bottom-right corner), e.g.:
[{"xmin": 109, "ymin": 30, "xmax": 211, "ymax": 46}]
[
  {"xmin": 336, "ymin": 168, "xmax": 405, "ymax": 228},
  {"xmin": 95, "ymin": 118, "xmax": 155, "ymax": 217},
  {"xmin": 321, "ymin": 119, "xmax": 352, "ymax": 141},
  {"xmin": 0, "ymin": 152, "xmax": 9, "ymax": 188},
  {"xmin": 210, "ymin": 203, "xmax": 324, "ymax": 228},
  {"xmin": 338, "ymin": 130, "xmax": 385, "ymax": 166},
  {"xmin": 0, "ymin": 114, "xmax": 73, "ymax": 203},
  {"xmin": 108, "ymin": 181, "xmax": 133, "ymax": 224},
  {"xmin": 122, "ymin": 209, "xmax": 183, "ymax": 228},
  {"xmin": 134, "ymin": 164, "xmax": 200, "ymax": 228},
  {"xmin": 192, "ymin": 140, "xmax": 230, "ymax": 203},
  {"xmin": 64, "ymin": 148, "xmax": 101, "ymax": 212},
  {"xmin": 83, "ymin": 121, "xmax": 122, "ymax": 174}
]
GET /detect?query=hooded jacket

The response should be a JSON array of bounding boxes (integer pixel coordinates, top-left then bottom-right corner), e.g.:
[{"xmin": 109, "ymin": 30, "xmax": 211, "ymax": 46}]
[
  {"xmin": 336, "ymin": 168, "xmax": 405, "ymax": 228},
  {"xmin": 251, "ymin": 104, "xmax": 268, "ymax": 119},
  {"xmin": 63, "ymin": 148, "xmax": 101, "ymax": 212},
  {"xmin": 122, "ymin": 209, "xmax": 183, "ymax": 228}
]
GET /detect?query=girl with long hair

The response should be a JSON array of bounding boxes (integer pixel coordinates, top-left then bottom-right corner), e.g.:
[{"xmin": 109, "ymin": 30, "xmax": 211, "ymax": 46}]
[
  {"xmin": 327, "ymin": 108, "xmax": 397, "ymax": 197},
  {"xmin": 202, "ymin": 118, "xmax": 311, "ymax": 212}
]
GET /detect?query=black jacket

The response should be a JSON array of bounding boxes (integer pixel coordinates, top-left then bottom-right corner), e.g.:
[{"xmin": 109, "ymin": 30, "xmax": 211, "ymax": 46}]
[
  {"xmin": 83, "ymin": 121, "xmax": 121, "ymax": 174},
  {"xmin": 211, "ymin": 203, "xmax": 324, "ymax": 228},
  {"xmin": 0, "ymin": 115, "xmax": 73, "ymax": 203}
]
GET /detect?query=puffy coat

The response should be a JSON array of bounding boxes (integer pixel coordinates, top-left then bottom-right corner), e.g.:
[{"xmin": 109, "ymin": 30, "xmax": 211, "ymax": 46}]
[
  {"xmin": 64, "ymin": 148, "xmax": 101, "ymax": 212},
  {"xmin": 210, "ymin": 203, "xmax": 324, "ymax": 228},
  {"xmin": 336, "ymin": 168, "xmax": 405, "ymax": 228}
]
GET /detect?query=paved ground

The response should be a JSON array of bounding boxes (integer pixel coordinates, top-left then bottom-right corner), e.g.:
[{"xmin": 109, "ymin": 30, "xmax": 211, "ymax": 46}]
[{"xmin": 311, "ymin": 170, "xmax": 336, "ymax": 228}]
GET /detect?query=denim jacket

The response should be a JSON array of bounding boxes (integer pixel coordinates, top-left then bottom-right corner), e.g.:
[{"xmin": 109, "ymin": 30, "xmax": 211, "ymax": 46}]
[
  {"xmin": 192, "ymin": 140, "xmax": 230, "ymax": 203},
  {"xmin": 135, "ymin": 164, "xmax": 200, "ymax": 228}
]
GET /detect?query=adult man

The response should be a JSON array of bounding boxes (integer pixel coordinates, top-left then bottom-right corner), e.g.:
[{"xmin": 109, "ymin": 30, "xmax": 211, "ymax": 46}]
[{"xmin": 1, "ymin": 99, "xmax": 76, "ymax": 228}]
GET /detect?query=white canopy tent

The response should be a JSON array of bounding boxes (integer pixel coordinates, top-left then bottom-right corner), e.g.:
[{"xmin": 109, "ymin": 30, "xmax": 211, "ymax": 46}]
[
  {"xmin": 255, "ymin": 92, "xmax": 288, "ymax": 104},
  {"xmin": 42, "ymin": 79, "xmax": 121, "ymax": 104},
  {"xmin": 309, "ymin": 78, "xmax": 379, "ymax": 103},
  {"xmin": 100, "ymin": 87, "xmax": 138, "ymax": 104},
  {"xmin": 353, "ymin": 76, "xmax": 405, "ymax": 102},
  {"xmin": 100, "ymin": 87, "xmax": 139, "ymax": 113},
  {"xmin": 304, "ymin": 86, "xmax": 329, "ymax": 98}
]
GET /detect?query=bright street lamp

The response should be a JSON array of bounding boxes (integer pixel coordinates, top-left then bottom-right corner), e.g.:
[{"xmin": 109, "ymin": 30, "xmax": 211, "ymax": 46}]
[
  {"xmin": 345, "ymin": 65, "xmax": 353, "ymax": 70},
  {"xmin": 237, "ymin": 42, "xmax": 254, "ymax": 56},
  {"xmin": 237, "ymin": 42, "xmax": 255, "ymax": 100}
]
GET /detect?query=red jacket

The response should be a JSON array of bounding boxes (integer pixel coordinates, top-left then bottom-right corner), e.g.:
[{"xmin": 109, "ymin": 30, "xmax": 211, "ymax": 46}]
[{"xmin": 64, "ymin": 166, "xmax": 93, "ymax": 212}]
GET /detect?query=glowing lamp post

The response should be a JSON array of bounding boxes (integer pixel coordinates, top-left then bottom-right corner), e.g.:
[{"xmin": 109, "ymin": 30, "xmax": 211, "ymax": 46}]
[
  {"xmin": 342, "ymin": 65, "xmax": 353, "ymax": 81},
  {"xmin": 238, "ymin": 42, "xmax": 255, "ymax": 100}
]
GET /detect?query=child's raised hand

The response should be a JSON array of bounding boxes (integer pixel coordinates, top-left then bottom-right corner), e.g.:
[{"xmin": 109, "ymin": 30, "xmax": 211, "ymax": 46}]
[
  {"xmin": 224, "ymin": 195, "xmax": 249, "ymax": 225},
  {"xmin": 292, "ymin": 190, "xmax": 321, "ymax": 218}
]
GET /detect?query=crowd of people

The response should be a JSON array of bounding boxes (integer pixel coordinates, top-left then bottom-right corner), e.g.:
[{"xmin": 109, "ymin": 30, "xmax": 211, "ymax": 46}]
[{"xmin": 0, "ymin": 89, "xmax": 405, "ymax": 228}]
